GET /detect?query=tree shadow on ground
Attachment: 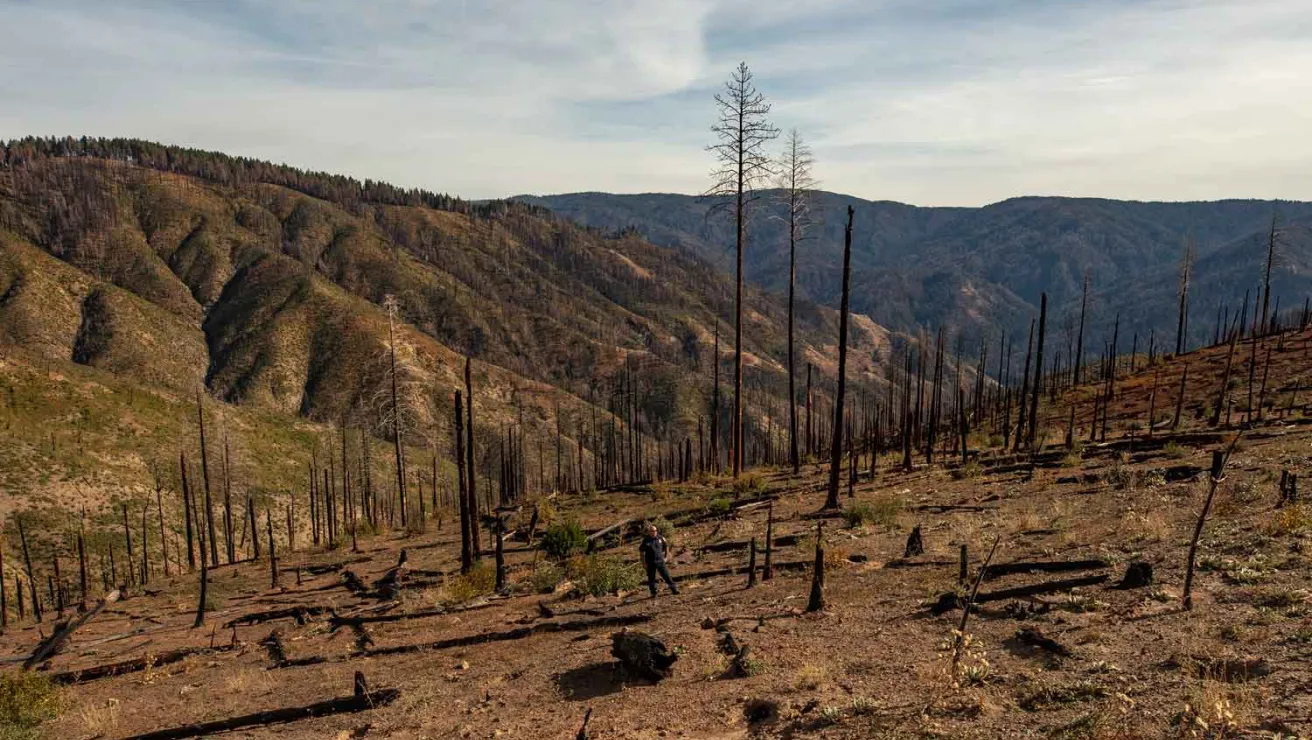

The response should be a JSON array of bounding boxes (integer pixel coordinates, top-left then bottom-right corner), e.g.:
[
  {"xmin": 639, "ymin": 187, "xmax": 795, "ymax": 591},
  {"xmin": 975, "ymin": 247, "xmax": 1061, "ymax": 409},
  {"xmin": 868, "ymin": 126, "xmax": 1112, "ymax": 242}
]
[{"xmin": 555, "ymin": 662, "xmax": 626, "ymax": 701}]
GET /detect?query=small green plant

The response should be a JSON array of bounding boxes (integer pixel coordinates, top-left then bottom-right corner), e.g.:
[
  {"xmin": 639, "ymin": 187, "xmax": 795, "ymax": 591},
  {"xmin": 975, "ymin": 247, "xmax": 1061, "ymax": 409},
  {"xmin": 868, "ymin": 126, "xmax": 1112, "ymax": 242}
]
[
  {"xmin": 650, "ymin": 481, "xmax": 671, "ymax": 501},
  {"xmin": 732, "ymin": 472, "xmax": 766, "ymax": 495},
  {"xmin": 705, "ymin": 497, "xmax": 732, "ymax": 517},
  {"xmin": 527, "ymin": 562, "xmax": 565, "ymax": 594},
  {"xmin": 815, "ymin": 706, "xmax": 845, "ymax": 727},
  {"xmin": 1060, "ymin": 450, "xmax": 1083, "ymax": 468},
  {"xmin": 441, "ymin": 562, "xmax": 496, "ymax": 604},
  {"xmin": 567, "ymin": 555, "xmax": 642, "ymax": 596},
  {"xmin": 1163, "ymin": 441, "xmax": 1187, "ymax": 459},
  {"xmin": 850, "ymin": 696, "xmax": 878, "ymax": 716},
  {"xmin": 541, "ymin": 520, "xmax": 587, "ymax": 560},
  {"xmin": 1018, "ymin": 681, "xmax": 1108, "ymax": 710},
  {"xmin": 953, "ymin": 460, "xmax": 983, "ymax": 480},
  {"xmin": 0, "ymin": 672, "xmax": 62, "ymax": 740}
]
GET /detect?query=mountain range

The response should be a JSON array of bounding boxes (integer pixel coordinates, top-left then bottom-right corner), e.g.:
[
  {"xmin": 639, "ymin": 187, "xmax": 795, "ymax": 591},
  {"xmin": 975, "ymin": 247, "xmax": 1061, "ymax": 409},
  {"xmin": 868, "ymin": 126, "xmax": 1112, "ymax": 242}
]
[{"xmin": 516, "ymin": 191, "xmax": 1312, "ymax": 356}]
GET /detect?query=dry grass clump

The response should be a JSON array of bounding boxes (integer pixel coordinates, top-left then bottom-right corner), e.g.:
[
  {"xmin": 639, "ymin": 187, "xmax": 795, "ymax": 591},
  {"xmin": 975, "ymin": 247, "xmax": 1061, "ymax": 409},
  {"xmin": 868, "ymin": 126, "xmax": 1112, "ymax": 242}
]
[
  {"xmin": 844, "ymin": 495, "xmax": 903, "ymax": 528},
  {"xmin": 794, "ymin": 664, "xmax": 827, "ymax": 690}
]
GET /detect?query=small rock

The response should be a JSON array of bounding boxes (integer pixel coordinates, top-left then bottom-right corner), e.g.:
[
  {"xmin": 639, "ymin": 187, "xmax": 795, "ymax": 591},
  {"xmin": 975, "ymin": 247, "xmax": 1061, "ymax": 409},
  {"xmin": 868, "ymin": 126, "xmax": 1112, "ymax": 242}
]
[{"xmin": 456, "ymin": 660, "xmax": 469, "ymax": 671}]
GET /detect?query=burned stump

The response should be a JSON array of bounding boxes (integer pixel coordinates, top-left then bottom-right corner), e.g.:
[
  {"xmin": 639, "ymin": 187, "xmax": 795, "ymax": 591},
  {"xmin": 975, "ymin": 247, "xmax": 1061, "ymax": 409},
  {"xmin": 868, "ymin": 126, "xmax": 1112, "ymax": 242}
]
[
  {"xmin": 903, "ymin": 526, "xmax": 924, "ymax": 558},
  {"xmin": 610, "ymin": 630, "xmax": 676, "ymax": 682},
  {"xmin": 1114, "ymin": 561, "xmax": 1153, "ymax": 589}
]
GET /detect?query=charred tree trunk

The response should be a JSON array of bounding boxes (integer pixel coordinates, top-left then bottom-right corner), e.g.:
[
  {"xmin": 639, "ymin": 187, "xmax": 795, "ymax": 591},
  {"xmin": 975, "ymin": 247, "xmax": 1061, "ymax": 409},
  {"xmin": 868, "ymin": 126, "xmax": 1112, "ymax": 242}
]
[
  {"xmin": 1173, "ymin": 362, "xmax": 1189, "ymax": 431},
  {"xmin": 1027, "ymin": 293, "xmax": 1048, "ymax": 450},
  {"xmin": 267, "ymin": 511, "xmax": 278, "ymax": 588},
  {"xmin": 455, "ymin": 392, "xmax": 472, "ymax": 573},
  {"xmin": 824, "ymin": 207, "xmax": 855, "ymax": 510},
  {"xmin": 181, "ymin": 452, "xmax": 195, "ymax": 570},
  {"xmin": 1184, "ymin": 447, "xmax": 1235, "ymax": 610},
  {"xmin": 1211, "ymin": 334, "xmax": 1239, "ymax": 427},
  {"xmin": 465, "ymin": 358, "xmax": 480, "ymax": 557},
  {"xmin": 806, "ymin": 522, "xmax": 825, "ymax": 612},
  {"xmin": 197, "ymin": 392, "xmax": 219, "ymax": 568}
]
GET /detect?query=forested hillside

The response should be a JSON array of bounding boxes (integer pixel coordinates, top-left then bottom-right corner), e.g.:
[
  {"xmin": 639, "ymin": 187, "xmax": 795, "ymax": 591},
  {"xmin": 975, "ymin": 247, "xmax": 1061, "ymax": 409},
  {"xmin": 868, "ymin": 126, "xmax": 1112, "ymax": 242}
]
[
  {"xmin": 0, "ymin": 137, "xmax": 910, "ymax": 517},
  {"xmin": 519, "ymin": 191, "xmax": 1312, "ymax": 350}
]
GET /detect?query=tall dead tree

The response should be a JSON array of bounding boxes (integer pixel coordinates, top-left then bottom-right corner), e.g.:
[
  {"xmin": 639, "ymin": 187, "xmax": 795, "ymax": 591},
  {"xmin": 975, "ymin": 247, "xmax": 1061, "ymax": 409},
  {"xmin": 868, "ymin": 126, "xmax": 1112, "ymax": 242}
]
[
  {"xmin": 775, "ymin": 128, "xmax": 815, "ymax": 475},
  {"xmin": 221, "ymin": 431, "xmax": 235, "ymax": 564},
  {"xmin": 1027, "ymin": 293, "xmax": 1048, "ymax": 449},
  {"xmin": 824, "ymin": 206, "xmax": 855, "ymax": 510},
  {"xmin": 1074, "ymin": 273, "xmax": 1089, "ymax": 385},
  {"xmin": 1211, "ymin": 333, "xmax": 1239, "ymax": 428},
  {"xmin": 197, "ymin": 391, "xmax": 219, "ymax": 567},
  {"xmin": 266, "ymin": 511, "xmax": 278, "ymax": 588},
  {"xmin": 454, "ymin": 392, "xmax": 472, "ymax": 573},
  {"xmin": 1176, "ymin": 236, "xmax": 1195, "ymax": 355},
  {"xmin": 465, "ymin": 358, "xmax": 480, "ymax": 556},
  {"xmin": 1261, "ymin": 212, "xmax": 1280, "ymax": 336},
  {"xmin": 706, "ymin": 61, "xmax": 779, "ymax": 478},
  {"xmin": 384, "ymin": 296, "xmax": 408, "ymax": 529},
  {"xmin": 154, "ymin": 474, "xmax": 168, "ymax": 577},
  {"xmin": 193, "ymin": 528, "xmax": 208, "ymax": 629},
  {"xmin": 180, "ymin": 451, "xmax": 195, "ymax": 570}
]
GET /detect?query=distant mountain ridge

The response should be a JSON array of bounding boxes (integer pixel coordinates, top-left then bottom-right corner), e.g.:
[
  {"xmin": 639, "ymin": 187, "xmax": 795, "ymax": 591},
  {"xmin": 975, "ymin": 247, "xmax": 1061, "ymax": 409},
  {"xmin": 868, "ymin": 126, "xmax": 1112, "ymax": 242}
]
[{"xmin": 516, "ymin": 190, "xmax": 1312, "ymax": 353}]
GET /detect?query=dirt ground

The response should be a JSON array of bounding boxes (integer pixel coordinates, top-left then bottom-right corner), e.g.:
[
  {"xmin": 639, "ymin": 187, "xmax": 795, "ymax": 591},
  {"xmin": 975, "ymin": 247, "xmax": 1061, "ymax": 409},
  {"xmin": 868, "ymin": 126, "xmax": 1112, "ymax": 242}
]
[{"xmin": 4, "ymin": 331, "xmax": 1312, "ymax": 739}]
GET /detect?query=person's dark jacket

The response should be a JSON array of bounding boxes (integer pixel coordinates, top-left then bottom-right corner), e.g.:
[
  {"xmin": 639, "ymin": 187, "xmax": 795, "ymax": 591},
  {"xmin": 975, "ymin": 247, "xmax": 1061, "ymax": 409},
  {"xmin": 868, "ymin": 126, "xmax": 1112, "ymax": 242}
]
[{"xmin": 639, "ymin": 534, "xmax": 669, "ymax": 565}]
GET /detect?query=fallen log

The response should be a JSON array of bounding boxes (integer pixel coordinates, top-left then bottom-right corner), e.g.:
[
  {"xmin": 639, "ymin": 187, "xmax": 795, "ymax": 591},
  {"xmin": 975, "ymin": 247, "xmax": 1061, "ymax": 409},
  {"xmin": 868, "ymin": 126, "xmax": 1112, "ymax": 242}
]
[
  {"xmin": 930, "ymin": 574, "xmax": 1109, "ymax": 614},
  {"xmin": 50, "ymin": 642, "xmax": 243, "ymax": 684},
  {"xmin": 224, "ymin": 605, "xmax": 331, "ymax": 628},
  {"xmin": 672, "ymin": 559, "xmax": 810, "ymax": 583},
  {"xmin": 979, "ymin": 574, "xmax": 1109, "ymax": 603},
  {"xmin": 25, "ymin": 590, "xmax": 120, "ymax": 670},
  {"xmin": 884, "ymin": 559, "xmax": 955, "ymax": 569},
  {"xmin": 913, "ymin": 504, "xmax": 994, "ymax": 513},
  {"xmin": 283, "ymin": 556, "xmax": 371, "ymax": 577},
  {"xmin": 275, "ymin": 613, "xmax": 653, "ymax": 669},
  {"xmin": 982, "ymin": 559, "xmax": 1108, "ymax": 581},
  {"xmin": 325, "ymin": 599, "xmax": 506, "ymax": 629},
  {"xmin": 120, "ymin": 674, "xmax": 399, "ymax": 740},
  {"xmin": 696, "ymin": 534, "xmax": 802, "ymax": 555},
  {"xmin": 587, "ymin": 519, "xmax": 633, "ymax": 543}
]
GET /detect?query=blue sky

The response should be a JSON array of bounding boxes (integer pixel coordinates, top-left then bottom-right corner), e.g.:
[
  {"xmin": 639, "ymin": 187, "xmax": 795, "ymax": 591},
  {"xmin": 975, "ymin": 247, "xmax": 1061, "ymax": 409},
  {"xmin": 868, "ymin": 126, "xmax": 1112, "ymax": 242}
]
[{"xmin": 3, "ymin": 0, "xmax": 1310, "ymax": 204}]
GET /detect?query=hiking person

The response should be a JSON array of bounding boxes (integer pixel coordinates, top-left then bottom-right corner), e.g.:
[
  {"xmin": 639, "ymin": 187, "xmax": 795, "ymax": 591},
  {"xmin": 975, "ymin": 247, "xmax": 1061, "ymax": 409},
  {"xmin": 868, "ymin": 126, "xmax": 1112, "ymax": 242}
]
[{"xmin": 639, "ymin": 523, "xmax": 678, "ymax": 598}]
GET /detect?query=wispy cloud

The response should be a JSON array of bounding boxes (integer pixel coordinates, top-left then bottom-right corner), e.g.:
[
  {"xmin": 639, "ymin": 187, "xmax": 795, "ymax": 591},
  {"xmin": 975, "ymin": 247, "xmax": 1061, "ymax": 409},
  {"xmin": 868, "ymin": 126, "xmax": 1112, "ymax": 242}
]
[{"xmin": 2, "ymin": 0, "xmax": 1310, "ymax": 203}]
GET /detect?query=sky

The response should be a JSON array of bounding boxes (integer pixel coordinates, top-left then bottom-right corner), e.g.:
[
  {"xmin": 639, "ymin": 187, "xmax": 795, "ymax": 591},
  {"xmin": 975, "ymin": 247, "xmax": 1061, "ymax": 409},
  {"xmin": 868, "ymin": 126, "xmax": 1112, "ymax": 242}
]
[{"xmin": 2, "ymin": 0, "xmax": 1311, "ymax": 205}]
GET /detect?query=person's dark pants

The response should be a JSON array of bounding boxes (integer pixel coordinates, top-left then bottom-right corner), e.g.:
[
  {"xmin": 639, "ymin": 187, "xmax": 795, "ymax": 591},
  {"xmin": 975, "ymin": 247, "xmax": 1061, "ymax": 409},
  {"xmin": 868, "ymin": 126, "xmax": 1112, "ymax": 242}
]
[{"xmin": 645, "ymin": 560, "xmax": 678, "ymax": 596}]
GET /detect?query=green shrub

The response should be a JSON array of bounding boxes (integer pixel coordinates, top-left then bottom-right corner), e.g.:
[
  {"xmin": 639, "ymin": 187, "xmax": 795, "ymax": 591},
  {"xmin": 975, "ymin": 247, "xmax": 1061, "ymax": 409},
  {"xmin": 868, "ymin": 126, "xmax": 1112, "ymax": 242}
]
[
  {"xmin": 844, "ymin": 495, "xmax": 903, "ymax": 528},
  {"xmin": 705, "ymin": 497, "xmax": 732, "ymax": 517},
  {"xmin": 528, "ymin": 562, "xmax": 565, "ymax": 594},
  {"xmin": 732, "ymin": 472, "xmax": 766, "ymax": 495},
  {"xmin": 567, "ymin": 555, "xmax": 642, "ymax": 596},
  {"xmin": 541, "ymin": 520, "xmax": 587, "ymax": 560},
  {"xmin": 1162, "ymin": 441, "xmax": 1187, "ymax": 459},
  {"xmin": 0, "ymin": 672, "xmax": 61, "ymax": 740},
  {"xmin": 441, "ymin": 562, "xmax": 496, "ymax": 604}
]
